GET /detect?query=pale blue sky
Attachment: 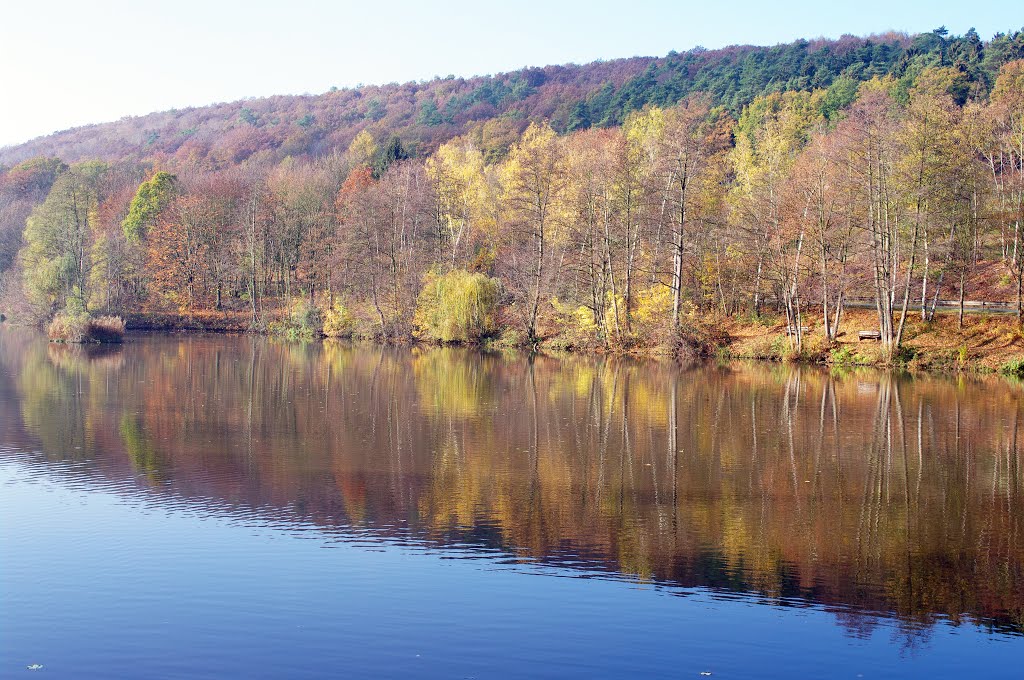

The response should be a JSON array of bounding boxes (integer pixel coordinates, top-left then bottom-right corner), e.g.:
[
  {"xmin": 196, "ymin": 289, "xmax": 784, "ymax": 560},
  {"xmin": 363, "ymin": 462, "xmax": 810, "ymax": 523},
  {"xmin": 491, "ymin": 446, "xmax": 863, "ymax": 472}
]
[{"xmin": 0, "ymin": 0, "xmax": 1019, "ymax": 148}]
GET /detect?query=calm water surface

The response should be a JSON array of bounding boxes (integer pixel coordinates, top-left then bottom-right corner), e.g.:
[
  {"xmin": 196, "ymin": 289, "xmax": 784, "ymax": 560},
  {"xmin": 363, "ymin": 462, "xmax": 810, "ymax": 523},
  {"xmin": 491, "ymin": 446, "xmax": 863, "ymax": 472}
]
[{"xmin": 1, "ymin": 329, "xmax": 1022, "ymax": 678}]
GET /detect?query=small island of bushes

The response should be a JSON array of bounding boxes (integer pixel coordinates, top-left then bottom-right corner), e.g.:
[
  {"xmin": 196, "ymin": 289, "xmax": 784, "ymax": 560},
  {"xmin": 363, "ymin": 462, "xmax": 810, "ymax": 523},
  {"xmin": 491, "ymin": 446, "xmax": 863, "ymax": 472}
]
[{"xmin": 46, "ymin": 299, "xmax": 125, "ymax": 344}]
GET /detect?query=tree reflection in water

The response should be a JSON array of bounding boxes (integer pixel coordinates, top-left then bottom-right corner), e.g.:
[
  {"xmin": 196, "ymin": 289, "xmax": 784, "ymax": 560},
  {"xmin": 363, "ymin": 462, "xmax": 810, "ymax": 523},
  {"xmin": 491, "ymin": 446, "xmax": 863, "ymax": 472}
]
[{"xmin": 1, "ymin": 329, "xmax": 1021, "ymax": 640}]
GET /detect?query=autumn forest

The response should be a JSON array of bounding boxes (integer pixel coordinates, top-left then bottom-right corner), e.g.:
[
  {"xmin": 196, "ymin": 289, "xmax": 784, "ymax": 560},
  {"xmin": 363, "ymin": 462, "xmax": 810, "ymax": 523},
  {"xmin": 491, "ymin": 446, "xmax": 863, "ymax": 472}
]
[{"xmin": 1, "ymin": 28, "xmax": 1024, "ymax": 363}]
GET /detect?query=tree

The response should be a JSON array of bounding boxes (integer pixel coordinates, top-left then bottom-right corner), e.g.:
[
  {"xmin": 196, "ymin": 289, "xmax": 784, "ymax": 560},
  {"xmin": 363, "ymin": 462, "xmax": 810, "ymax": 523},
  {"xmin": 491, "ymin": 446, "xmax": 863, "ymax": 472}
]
[
  {"xmin": 338, "ymin": 162, "xmax": 430, "ymax": 338},
  {"xmin": 426, "ymin": 138, "xmax": 488, "ymax": 268},
  {"xmin": 20, "ymin": 162, "xmax": 107, "ymax": 314},
  {"xmin": 730, "ymin": 90, "xmax": 824, "ymax": 328},
  {"xmin": 656, "ymin": 95, "xmax": 731, "ymax": 327},
  {"xmin": 347, "ymin": 130, "xmax": 377, "ymax": 170},
  {"xmin": 788, "ymin": 132, "xmax": 855, "ymax": 341},
  {"xmin": 146, "ymin": 194, "xmax": 212, "ymax": 311},
  {"xmin": 988, "ymin": 61, "xmax": 1024, "ymax": 321},
  {"xmin": 372, "ymin": 136, "xmax": 408, "ymax": 178},
  {"xmin": 836, "ymin": 81, "xmax": 905, "ymax": 355},
  {"xmin": 896, "ymin": 69, "xmax": 959, "ymax": 328},
  {"xmin": 501, "ymin": 121, "xmax": 567, "ymax": 342},
  {"xmin": 0, "ymin": 157, "xmax": 67, "ymax": 276},
  {"xmin": 413, "ymin": 269, "xmax": 501, "ymax": 342},
  {"xmin": 122, "ymin": 171, "xmax": 177, "ymax": 242}
]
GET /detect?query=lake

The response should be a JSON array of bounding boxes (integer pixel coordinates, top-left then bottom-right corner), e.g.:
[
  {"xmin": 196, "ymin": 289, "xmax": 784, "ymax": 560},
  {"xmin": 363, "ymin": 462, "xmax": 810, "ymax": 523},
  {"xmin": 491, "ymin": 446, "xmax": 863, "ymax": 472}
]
[{"xmin": 1, "ymin": 329, "xmax": 1021, "ymax": 678}]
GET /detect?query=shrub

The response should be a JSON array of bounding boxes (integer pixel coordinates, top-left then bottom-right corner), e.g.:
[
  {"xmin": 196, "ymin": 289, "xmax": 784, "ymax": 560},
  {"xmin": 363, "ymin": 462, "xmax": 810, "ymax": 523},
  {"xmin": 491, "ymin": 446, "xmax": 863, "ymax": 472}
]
[
  {"xmin": 830, "ymin": 346, "xmax": 856, "ymax": 366},
  {"xmin": 47, "ymin": 312, "xmax": 88, "ymax": 343},
  {"xmin": 632, "ymin": 285, "xmax": 674, "ymax": 346},
  {"xmin": 487, "ymin": 327, "xmax": 526, "ymax": 349},
  {"xmin": 322, "ymin": 300, "xmax": 356, "ymax": 338},
  {"xmin": 88, "ymin": 316, "xmax": 127, "ymax": 343},
  {"xmin": 893, "ymin": 344, "xmax": 918, "ymax": 366},
  {"xmin": 674, "ymin": 314, "xmax": 732, "ymax": 360},
  {"xmin": 549, "ymin": 296, "xmax": 601, "ymax": 349},
  {"xmin": 269, "ymin": 298, "xmax": 322, "ymax": 341},
  {"xmin": 744, "ymin": 334, "xmax": 786, "ymax": 361},
  {"xmin": 1000, "ymin": 356, "xmax": 1024, "ymax": 378},
  {"xmin": 47, "ymin": 300, "xmax": 125, "ymax": 343},
  {"xmin": 414, "ymin": 269, "xmax": 501, "ymax": 343}
]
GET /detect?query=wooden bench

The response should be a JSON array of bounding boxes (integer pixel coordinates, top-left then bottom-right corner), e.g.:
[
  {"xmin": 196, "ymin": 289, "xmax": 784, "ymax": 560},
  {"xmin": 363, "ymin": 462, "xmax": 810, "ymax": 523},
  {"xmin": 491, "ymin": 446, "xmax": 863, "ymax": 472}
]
[
  {"xmin": 858, "ymin": 330, "xmax": 882, "ymax": 341},
  {"xmin": 785, "ymin": 326, "xmax": 810, "ymax": 335}
]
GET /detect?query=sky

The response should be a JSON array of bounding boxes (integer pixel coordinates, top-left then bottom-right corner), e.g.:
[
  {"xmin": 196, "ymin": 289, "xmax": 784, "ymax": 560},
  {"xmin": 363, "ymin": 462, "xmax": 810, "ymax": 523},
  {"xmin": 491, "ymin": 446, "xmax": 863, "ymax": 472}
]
[{"xmin": 0, "ymin": 0, "xmax": 1020, "ymax": 148}]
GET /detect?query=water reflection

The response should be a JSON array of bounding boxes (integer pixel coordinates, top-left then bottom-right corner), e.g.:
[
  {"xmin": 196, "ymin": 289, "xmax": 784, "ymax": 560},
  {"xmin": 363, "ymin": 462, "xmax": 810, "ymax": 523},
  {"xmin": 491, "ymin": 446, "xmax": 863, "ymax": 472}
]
[{"xmin": 1, "ymin": 329, "xmax": 1022, "ymax": 638}]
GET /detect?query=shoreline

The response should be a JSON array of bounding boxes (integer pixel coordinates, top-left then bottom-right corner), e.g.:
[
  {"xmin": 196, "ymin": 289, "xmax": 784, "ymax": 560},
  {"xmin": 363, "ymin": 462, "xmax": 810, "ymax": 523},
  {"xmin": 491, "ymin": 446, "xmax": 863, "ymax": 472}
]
[
  {"xmin": 109, "ymin": 308, "xmax": 1024, "ymax": 377},
  {"xmin": 6, "ymin": 306, "xmax": 1022, "ymax": 377}
]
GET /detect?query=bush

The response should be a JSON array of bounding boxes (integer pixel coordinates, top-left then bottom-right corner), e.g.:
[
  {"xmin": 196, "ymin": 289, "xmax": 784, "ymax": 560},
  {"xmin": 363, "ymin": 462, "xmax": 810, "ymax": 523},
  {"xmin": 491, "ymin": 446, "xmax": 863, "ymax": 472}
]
[
  {"xmin": 674, "ymin": 314, "xmax": 732, "ymax": 360},
  {"xmin": 830, "ymin": 346, "xmax": 856, "ymax": 366},
  {"xmin": 790, "ymin": 335, "xmax": 830, "ymax": 363},
  {"xmin": 632, "ymin": 285, "xmax": 675, "ymax": 347},
  {"xmin": 88, "ymin": 316, "xmax": 127, "ymax": 342},
  {"xmin": 487, "ymin": 327, "xmax": 526, "ymax": 349},
  {"xmin": 269, "ymin": 298, "xmax": 322, "ymax": 342},
  {"xmin": 322, "ymin": 300, "xmax": 356, "ymax": 338},
  {"xmin": 549, "ymin": 296, "xmax": 601, "ymax": 349},
  {"xmin": 1000, "ymin": 356, "xmax": 1024, "ymax": 378},
  {"xmin": 893, "ymin": 344, "xmax": 918, "ymax": 366},
  {"xmin": 47, "ymin": 300, "xmax": 125, "ymax": 343},
  {"xmin": 744, "ymin": 334, "xmax": 786, "ymax": 361},
  {"xmin": 414, "ymin": 269, "xmax": 501, "ymax": 343}
]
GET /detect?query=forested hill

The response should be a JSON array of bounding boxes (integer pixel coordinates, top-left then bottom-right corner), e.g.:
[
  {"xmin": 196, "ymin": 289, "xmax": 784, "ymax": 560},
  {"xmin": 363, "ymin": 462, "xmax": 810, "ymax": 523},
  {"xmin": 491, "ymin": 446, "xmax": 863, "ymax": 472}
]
[{"xmin": 3, "ymin": 27, "xmax": 1022, "ymax": 167}]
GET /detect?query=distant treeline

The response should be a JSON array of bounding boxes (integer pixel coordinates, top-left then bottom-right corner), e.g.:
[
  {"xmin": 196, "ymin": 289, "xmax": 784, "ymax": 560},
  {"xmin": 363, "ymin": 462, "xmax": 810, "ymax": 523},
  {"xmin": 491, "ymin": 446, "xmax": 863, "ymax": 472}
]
[{"xmin": 1, "ymin": 27, "xmax": 1021, "ymax": 168}]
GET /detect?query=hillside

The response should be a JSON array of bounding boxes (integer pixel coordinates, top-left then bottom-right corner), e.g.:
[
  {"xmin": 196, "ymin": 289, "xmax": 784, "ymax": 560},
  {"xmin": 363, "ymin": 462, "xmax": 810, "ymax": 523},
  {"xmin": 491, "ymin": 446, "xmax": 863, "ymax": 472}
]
[
  {"xmin": 2, "ymin": 28, "xmax": 1021, "ymax": 168},
  {"xmin": 2, "ymin": 26, "xmax": 1024, "ymax": 371}
]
